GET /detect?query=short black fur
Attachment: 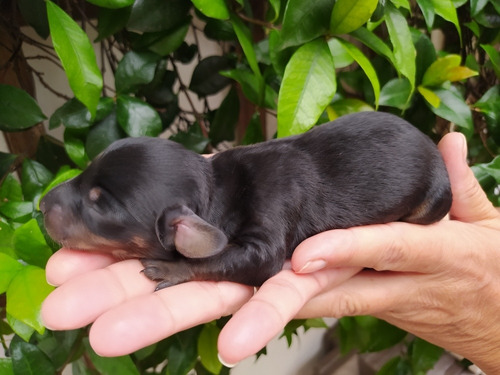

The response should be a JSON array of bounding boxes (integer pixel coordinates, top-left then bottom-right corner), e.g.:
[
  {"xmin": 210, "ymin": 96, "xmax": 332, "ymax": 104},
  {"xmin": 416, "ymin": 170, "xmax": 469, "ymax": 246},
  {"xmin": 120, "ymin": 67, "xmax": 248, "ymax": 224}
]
[{"xmin": 40, "ymin": 112, "xmax": 452, "ymax": 289}]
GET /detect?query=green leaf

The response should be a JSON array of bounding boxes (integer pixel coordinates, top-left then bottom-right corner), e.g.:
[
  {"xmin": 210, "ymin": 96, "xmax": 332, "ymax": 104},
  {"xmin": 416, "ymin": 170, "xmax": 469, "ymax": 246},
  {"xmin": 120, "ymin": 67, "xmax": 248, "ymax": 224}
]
[
  {"xmin": 115, "ymin": 51, "xmax": 161, "ymax": 94},
  {"xmin": 268, "ymin": 29, "xmax": 293, "ymax": 76},
  {"xmin": 337, "ymin": 39, "xmax": 380, "ymax": 108},
  {"xmin": 481, "ymin": 44, "xmax": 500, "ymax": 78},
  {"xmin": 0, "ymin": 253, "xmax": 22, "ymax": 294},
  {"xmin": 46, "ymin": 1, "xmax": 103, "ymax": 118},
  {"xmin": 96, "ymin": 6, "xmax": 132, "ymax": 42},
  {"xmin": 170, "ymin": 125, "xmax": 210, "ymax": 154},
  {"xmin": 338, "ymin": 316, "xmax": 407, "ymax": 354},
  {"xmin": 141, "ymin": 68, "xmax": 177, "ymax": 107},
  {"xmin": 7, "ymin": 265, "xmax": 54, "ymax": 334},
  {"xmin": 64, "ymin": 129, "xmax": 90, "ymax": 169},
  {"xmin": 418, "ymin": 85, "xmax": 441, "ymax": 108},
  {"xmin": 377, "ymin": 356, "xmax": 410, "ymax": 375},
  {"xmin": 475, "ymin": 86, "xmax": 500, "ymax": 143},
  {"xmin": 277, "ymin": 39, "xmax": 336, "ymax": 137},
  {"xmin": 17, "ymin": 0, "xmax": 49, "ymax": 38},
  {"xmin": 0, "ymin": 173, "xmax": 23, "ymax": 202},
  {"xmin": 0, "ymin": 85, "xmax": 46, "ymax": 131},
  {"xmin": 0, "ymin": 358, "xmax": 13, "ymax": 375},
  {"xmin": 49, "ymin": 98, "xmax": 92, "ymax": 130},
  {"xmin": 431, "ymin": 0, "xmax": 461, "ymax": 41},
  {"xmin": 86, "ymin": 112, "xmax": 124, "ymax": 160},
  {"xmin": 379, "ymin": 78, "xmax": 412, "ymax": 109},
  {"xmin": 198, "ymin": 322, "xmax": 222, "ymax": 374},
  {"xmin": 471, "ymin": 0, "xmax": 489, "ymax": 16},
  {"xmin": 416, "ymin": 0, "xmax": 435, "ymax": 29},
  {"xmin": 422, "ymin": 54, "xmax": 478, "ymax": 86},
  {"xmin": 192, "ymin": 0, "xmax": 229, "ymax": 20},
  {"xmin": 7, "ymin": 314, "xmax": 36, "ymax": 341},
  {"xmin": 0, "ymin": 201, "xmax": 33, "ymax": 222},
  {"xmin": 165, "ymin": 328, "xmax": 201, "ymax": 375},
  {"xmin": 21, "ymin": 159, "xmax": 53, "ymax": 202},
  {"xmin": 209, "ymin": 87, "xmax": 239, "ymax": 144},
  {"xmin": 330, "ymin": 0, "xmax": 379, "ymax": 35},
  {"xmin": 326, "ymin": 98, "xmax": 374, "ymax": 120},
  {"xmin": 84, "ymin": 338, "xmax": 139, "ymax": 375},
  {"xmin": 0, "ymin": 153, "xmax": 19, "ymax": 182},
  {"xmin": 189, "ymin": 56, "xmax": 233, "ymax": 96},
  {"xmin": 304, "ymin": 318, "xmax": 328, "ymax": 329},
  {"xmin": 127, "ymin": 0, "xmax": 190, "ymax": 33},
  {"xmin": 13, "ymin": 219, "xmax": 52, "ymax": 268},
  {"xmin": 384, "ymin": 3, "xmax": 416, "ymax": 92},
  {"xmin": 410, "ymin": 338, "xmax": 444, "ymax": 373},
  {"xmin": 204, "ymin": 19, "xmax": 237, "ymax": 41},
  {"xmin": 220, "ymin": 69, "xmax": 277, "ymax": 109},
  {"xmin": 279, "ymin": 0, "xmax": 333, "ymax": 49},
  {"xmin": 147, "ymin": 22, "xmax": 190, "ymax": 57},
  {"xmin": 86, "ymin": 0, "xmax": 134, "ymax": 9},
  {"xmin": 230, "ymin": 14, "xmax": 261, "ymax": 79},
  {"xmin": 35, "ymin": 330, "xmax": 82, "ymax": 370},
  {"xmin": 390, "ymin": 0, "xmax": 411, "ymax": 9},
  {"xmin": 10, "ymin": 337, "xmax": 55, "ymax": 375},
  {"xmin": 428, "ymin": 87, "xmax": 473, "ymax": 137},
  {"xmin": 0, "ymin": 219, "xmax": 16, "ymax": 257},
  {"xmin": 413, "ymin": 29, "xmax": 437, "ymax": 83},
  {"xmin": 241, "ymin": 113, "xmax": 265, "ymax": 145},
  {"xmin": 116, "ymin": 95, "xmax": 162, "ymax": 137},
  {"xmin": 473, "ymin": 155, "xmax": 500, "ymax": 183},
  {"xmin": 327, "ymin": 38, "xmax": 355, "ymax": 69},
  {"xmin": 351, "ymin": 27, "xmax": 395, "ymax": 66}
]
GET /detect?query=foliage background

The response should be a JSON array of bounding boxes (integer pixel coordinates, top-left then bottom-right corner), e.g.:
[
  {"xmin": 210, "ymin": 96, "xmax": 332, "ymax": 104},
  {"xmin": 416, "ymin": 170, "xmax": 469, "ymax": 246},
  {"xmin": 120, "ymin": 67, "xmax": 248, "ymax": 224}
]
[{"xmin": 0, "ymin": 0, "xmax": 499, "ymax": 373}]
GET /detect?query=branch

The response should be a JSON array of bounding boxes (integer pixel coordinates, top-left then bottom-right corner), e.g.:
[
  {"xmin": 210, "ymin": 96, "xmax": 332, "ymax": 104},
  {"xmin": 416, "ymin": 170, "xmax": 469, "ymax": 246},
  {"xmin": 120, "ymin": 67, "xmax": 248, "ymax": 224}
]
[
  {"xmin": 169, "ymin": 57, "xmax": 209, "ymax": 138},
  {"xmin": 29, "ymin": 65, "xmax": 72, "ymax": 100},
  {"xmin": 25, "ymin": 55, "xmax": 64, "ymax": 70},
  {"xmin": 236, "ymin": 12, "xmax": 277, "ymax": 30}
]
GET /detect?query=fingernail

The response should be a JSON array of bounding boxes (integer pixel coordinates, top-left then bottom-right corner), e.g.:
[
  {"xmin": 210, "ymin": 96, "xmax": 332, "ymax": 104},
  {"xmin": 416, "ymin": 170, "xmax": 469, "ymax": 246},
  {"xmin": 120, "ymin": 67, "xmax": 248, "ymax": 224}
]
[
  {"xmin": 296, "ymin": 259, "xmax": 327, "ymax": 274},
  {"xmin": 218, "ymin": 353, "xmax": 238, "ymax": 368},
  {"xmin": 458, "ymin": 132, "xmax": 468, "ymax": 162}
]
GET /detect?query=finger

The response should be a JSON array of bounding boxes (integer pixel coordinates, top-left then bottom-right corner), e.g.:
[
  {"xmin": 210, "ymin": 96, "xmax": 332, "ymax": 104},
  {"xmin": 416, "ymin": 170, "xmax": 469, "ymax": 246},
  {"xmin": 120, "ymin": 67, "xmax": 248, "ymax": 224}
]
[
  {"xmin": 294, "ymin": 270, "xmax": 421, "ymax": 319},
  {"xmin": 89, "ymin": 281, "xmax": 254, "ymax": 356},
  {"xmin": 291, "ymin": 219, "xmax": 477, "ymax": 274},
  {"xmin": 42, "ymin": 259, "xmax": 155, "ymax": 330},
  {"xmin": 46, "ymin": 248, "xmax": 117, "ymax": 286},
  {"xmin": 217, "ymin": 267, "xmax": 359, "ymax": 365},
  {"xmin": 438, "ymin": 132, "xmax": 499, "ymax": 223}
]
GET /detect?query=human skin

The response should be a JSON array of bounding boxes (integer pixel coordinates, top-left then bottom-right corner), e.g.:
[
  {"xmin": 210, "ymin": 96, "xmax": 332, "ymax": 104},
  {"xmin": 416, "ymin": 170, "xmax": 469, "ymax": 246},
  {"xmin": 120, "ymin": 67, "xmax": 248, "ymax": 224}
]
[{"xmin": 41, "ymin": 132, "xmax": 500, "ymax": 373}]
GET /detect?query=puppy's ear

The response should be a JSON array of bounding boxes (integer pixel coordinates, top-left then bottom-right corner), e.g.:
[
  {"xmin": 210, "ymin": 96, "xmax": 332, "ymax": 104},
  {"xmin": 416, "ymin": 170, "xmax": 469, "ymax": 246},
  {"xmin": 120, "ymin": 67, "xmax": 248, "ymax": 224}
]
[{"xmin": 155, "ymin": 205, "xmax": 228, "ymax": 258}]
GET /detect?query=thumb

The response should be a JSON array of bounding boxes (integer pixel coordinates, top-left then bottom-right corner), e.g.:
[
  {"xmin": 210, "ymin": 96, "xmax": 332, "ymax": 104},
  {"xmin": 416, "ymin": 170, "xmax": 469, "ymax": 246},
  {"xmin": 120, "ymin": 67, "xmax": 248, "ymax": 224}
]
[{"xmin": 438, "ymin": 132, "xmax": 499, "ymax": 223}]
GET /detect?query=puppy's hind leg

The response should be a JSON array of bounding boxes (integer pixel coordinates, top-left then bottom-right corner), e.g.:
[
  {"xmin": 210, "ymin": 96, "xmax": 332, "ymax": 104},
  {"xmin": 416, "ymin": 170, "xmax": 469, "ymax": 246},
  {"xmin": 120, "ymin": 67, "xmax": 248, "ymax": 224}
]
[
  {"xmin": 142, "ymin": 232, "xmax": 286, "ymax": 289},
  {"xmin": 402, "ymin": 176, "xmax": 452, "ymax": 225}
]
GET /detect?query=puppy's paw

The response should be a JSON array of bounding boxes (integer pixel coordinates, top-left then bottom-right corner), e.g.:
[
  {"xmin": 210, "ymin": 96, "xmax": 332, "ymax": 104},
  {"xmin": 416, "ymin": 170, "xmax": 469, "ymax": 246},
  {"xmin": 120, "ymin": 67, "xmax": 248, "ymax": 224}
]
[{"xmin": 140, "ymin": 258, "xmax": 195, "ymax": 290}]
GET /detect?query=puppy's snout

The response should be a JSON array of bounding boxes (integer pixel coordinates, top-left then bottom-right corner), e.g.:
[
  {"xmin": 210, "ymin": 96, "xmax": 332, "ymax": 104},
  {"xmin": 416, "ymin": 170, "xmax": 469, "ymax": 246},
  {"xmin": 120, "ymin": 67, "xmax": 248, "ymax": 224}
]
[{"xmin": 43, "ymin": 203, "xmax": 67, "ymax": 240}]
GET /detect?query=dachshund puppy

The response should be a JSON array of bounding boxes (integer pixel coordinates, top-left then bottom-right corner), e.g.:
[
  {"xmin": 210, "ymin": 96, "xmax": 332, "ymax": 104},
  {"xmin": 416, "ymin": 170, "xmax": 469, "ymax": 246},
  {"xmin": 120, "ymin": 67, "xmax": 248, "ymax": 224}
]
[{"xmin": 40, "ymin": 112, "xmax": 452, "ymax": 289}]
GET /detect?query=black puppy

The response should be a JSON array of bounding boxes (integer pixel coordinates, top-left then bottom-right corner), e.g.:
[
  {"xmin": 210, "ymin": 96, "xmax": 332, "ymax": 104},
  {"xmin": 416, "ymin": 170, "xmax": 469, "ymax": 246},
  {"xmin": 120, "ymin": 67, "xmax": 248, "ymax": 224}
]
[{"xmin": 40, "ymin": 112, "xmax": 452, "ymax": 289}]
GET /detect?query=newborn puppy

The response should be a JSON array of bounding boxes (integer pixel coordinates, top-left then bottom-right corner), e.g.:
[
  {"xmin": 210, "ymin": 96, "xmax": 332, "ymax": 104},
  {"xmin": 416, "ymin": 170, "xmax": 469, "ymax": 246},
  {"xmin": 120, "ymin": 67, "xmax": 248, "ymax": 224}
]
[{"xmin": 40, "ymin": 112, "xmax": 452, "ymax": 289}]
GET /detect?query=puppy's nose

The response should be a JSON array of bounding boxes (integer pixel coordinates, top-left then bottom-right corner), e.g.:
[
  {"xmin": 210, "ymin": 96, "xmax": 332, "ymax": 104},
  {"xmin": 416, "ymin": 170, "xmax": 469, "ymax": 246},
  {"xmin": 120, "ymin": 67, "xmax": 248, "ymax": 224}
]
[{"xmin": 43, "ymin": 203, "xmax": 67, "ymax": 242}]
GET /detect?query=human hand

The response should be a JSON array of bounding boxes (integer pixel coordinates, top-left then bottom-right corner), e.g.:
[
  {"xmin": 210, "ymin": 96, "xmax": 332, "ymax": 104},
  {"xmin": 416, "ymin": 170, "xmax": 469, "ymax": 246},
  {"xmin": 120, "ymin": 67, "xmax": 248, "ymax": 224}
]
[
  {"xmin": 219, "ymin": 132, "xmax": 500, "ymax": 372},
  {"xmin": 41, "ymin": 244, "xmax": 358, "ymax": 359}
]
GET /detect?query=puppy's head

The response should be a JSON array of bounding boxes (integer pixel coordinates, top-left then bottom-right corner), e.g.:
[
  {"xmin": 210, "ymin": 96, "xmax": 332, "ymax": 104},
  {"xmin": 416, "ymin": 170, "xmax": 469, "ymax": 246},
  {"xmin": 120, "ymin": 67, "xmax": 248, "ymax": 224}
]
[{"xmin": 40, "ymin": 137, "xmax": 211, "ymax": 260}]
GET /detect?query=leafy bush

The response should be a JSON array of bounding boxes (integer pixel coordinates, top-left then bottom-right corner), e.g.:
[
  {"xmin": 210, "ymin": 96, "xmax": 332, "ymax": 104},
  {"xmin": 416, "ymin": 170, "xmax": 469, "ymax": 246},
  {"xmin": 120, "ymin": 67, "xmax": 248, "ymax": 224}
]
[{"xmin": 0, "ymin": 0, "xmax": 499, "ymax": 374}]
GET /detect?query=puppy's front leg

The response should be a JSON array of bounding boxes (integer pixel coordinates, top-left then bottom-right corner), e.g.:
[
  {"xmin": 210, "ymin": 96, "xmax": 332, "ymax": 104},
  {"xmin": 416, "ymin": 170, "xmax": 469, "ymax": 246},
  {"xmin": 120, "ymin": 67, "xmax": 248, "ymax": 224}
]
[{"xmin": 141, "ymin": 236, "xmax": 285, "ymax": 290}]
